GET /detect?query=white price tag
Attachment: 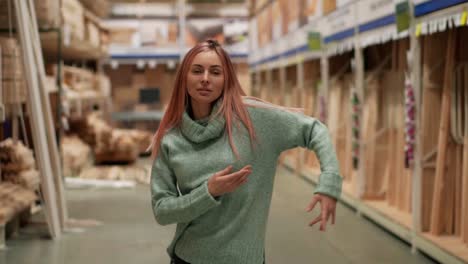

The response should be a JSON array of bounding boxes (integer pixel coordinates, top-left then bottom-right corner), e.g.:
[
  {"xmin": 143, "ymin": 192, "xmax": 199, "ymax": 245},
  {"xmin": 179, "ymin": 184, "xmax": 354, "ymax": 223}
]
[{"xmin": 63, "ymin": 24, "xmax": 71, "ymax": 47}]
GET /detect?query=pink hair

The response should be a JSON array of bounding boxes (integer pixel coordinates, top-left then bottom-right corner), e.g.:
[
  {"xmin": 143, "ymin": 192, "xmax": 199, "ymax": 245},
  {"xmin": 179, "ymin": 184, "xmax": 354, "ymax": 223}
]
[{"xmin": 150, "ymin": 40, "xmax": 303, "ymax": 161}]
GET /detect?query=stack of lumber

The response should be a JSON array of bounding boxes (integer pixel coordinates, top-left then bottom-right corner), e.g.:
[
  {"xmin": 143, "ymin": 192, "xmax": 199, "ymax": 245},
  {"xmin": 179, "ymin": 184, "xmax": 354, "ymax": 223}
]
[
  {"xmin": 85, "ymin": 16, "xmax": 101, "ymax": 48},
  {"xmin": 303, "ymin": 63, "xmax": 320, "ymax": 172},
  {"xmin": 270, "ymin": 69, "xmax": 281, "ymax": 105},
  {"xmin": 381, "ymin": 70, "xmax": 410, "ymax": 212},
  {"xmin": 0, "ymin": 0, "xmax": 60, "ymax": 29},
  {"xmin": 95, "ymin": 73, "xmax": 111, "ymax": 97},
  {"xmin": 57, "ymin": 66, "xmax": 112, "ymax": 99},
  {"xmin": 0, "ymin": 37, "xmax": 26, "ymax": 108},
  {"xmin": 63, "ymin": 66, "xmax": 96, "ymax": 94},
  {"xmin": 419, "ymin": 28, "xmax": 468, "ymax": 243},
  {"xmin": 420, "ymin": 32, "xmax": 451, "ymax": 233},
  {"xmin": 61, "ymin": 135, "xmax": 92, "ymax": 177},
  {"xmin": 327, "ymin": 75, "xmax": 353, "ymax": 182},
  {"xmin": 361, "ymin": 41, "xmax": 409, "ymax": 209},
  {"xmin": 284, "ymin": 65, "xmax": 298, "ymax": 164},
  {"xmin": 0, "ymin": 139, "xmax": 40, "ymax": 191},
  {"xmin": 258, "ymin": 72, "xmax": 268, "ymax": 100},
  {"xmin": 62, "ymin": 0, "xmax": 85, "ymax": 41},
  {"xmin": 79, "ymin": 0, "xmax": 110, "ymax": 18}
]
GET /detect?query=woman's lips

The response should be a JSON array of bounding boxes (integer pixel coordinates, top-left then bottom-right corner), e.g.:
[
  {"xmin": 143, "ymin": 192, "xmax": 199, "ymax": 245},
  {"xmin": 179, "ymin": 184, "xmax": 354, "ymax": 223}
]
[
  {"xmin": 197, "ymin": 88, "xmax": 212, "ymax": 95},
  {"xmin": 197, "ymin": 88, "xmax": 212, "ymax": 92}
]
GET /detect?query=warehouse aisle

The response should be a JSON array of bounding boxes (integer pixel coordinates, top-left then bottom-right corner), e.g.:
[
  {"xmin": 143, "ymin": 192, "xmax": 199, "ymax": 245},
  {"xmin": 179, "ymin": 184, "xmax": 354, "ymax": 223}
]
[{"xmin": 0, "ymin": 163, "xmax": 436, "ymax": 264}]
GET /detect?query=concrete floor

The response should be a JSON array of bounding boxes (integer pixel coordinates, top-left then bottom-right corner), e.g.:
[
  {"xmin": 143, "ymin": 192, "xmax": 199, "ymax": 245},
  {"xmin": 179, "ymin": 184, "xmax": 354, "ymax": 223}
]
[{"xmin": 0, "ymin": 165, "xmax": 437, "ymax": 264}]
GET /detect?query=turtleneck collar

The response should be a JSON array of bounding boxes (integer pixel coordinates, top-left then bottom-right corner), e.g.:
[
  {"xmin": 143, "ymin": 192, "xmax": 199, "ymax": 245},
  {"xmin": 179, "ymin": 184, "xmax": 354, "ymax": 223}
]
[{"xmin": 180, "ymin": 100, "xmax": 225, "ymax": 143}]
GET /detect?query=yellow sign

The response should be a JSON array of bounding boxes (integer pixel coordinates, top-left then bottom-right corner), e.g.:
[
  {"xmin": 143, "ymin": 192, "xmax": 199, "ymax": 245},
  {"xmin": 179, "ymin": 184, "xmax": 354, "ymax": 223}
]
[
  {"xmin": 461, "ymin": 11, "xmax": 467, "ymax": 25},
  {"xmin": 415, "ymin": 23, "xmax": 422, "ymax": 37},
  {"xmin": 297, "ymin": 55, "xmax": 304, "ymax": 64}
]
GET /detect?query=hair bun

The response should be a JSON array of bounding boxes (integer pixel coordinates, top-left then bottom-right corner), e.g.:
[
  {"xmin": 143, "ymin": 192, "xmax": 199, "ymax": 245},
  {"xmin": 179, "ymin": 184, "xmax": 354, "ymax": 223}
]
[{"xmin": 206, "ymin": 39, "xmax": 220, "ymax": 48}]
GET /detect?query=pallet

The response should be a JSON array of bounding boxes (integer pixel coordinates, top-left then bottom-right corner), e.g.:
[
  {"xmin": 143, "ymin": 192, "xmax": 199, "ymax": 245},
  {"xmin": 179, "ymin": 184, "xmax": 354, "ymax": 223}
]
[{"xmin": 0, "ymin": 203, "xmax": 34, "ymax": 250}]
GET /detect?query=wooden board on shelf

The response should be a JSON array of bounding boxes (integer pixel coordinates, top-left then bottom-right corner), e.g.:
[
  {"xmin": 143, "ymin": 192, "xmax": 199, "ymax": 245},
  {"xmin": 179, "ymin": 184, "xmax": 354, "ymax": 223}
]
[
  {"xmin": 79, "ymin": 0, "xmax": 110, "ymax": 18},
  {"xmin": 430, "ymin": 30, "xmax": 456, "ymax": 235},
  {"xmin": 40, "ymin": 31, "xmax": 107, "ymax": 61},
  {"xmin": 420, "ymin": 32, "xmax": 447, "ymax": 232},
  {"xmin": 463, "ymin": 77, "xmax": 468, "ymax": 243}
]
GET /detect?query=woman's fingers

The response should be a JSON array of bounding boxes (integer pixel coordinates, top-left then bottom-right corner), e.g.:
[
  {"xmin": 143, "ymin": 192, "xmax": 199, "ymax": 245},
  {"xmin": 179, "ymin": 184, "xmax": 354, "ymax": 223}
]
[
  {"xmin": 213, "ymin": 165, "xmax": 252, "ymax": 193},
  {"xmin": 219, "ymin": 167, "xmax": 251, "ymax": 183},
  {"xmin": 309, "ymin": 215, "xmax": 321, "ymax": 226},
  {"xmin": 232, "ymin": 170, "xmax": 251, "ymax": 187},
  {"xmin": 306, "ymin": 196, "xmax": 319, "ymax": 212},
  {"xmin": 321, "ymin": 206, "xmax": 329, "ymax": 231},
  {"xmin": 331, "ymin": 210, "xmax": 336, "ymax": 225},
  {"xmin": 306, "ymin": 194, "xmax": 338, "ymax": 231},
  {"xmin": 215, "ymin": 165, "xmax": 233, "ymax": 177}
]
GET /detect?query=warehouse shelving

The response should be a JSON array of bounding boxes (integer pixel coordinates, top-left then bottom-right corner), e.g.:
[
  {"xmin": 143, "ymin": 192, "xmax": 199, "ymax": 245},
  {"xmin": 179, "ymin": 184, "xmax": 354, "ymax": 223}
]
[
  {"xmin": 41, "ymin": 31, "xmax": 107, "ymax": 61},
  {"xmin": 249, "ymin": 1, "xmax": 468, "ymax": 263},
  {"xmin": 0, "ymin": 0, "xmax": 113, "ymax": 248}
]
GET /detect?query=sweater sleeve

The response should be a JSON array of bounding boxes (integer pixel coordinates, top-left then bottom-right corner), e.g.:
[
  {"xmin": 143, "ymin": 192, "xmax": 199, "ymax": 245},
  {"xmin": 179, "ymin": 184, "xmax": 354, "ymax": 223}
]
[
  {"xmin": 150, "ymin": 141, "xmax": 221, "ymax": 226},
  {"xmin": 272, "ymin": 109, "xmax": 343, "ymax": 199}
]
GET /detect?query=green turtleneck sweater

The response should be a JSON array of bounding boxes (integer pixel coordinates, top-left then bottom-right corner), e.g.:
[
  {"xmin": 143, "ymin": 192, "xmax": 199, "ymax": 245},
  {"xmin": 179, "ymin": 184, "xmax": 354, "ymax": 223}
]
[{"xmin": 150, "ymin": 98, "xmax": 342, "ymax": 264}]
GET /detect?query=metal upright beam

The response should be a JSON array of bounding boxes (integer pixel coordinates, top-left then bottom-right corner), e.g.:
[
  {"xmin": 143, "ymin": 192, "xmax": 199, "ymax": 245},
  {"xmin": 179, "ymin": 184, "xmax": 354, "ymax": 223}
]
[
  {"xmin": 297, "ymin": 58, "xmax": 305, "ymax": 106},
  {"xmin": 0, "ymin": 46, "xmax": 4, "ymax": 122},
  {"xmin": 320, "ymin": 52, "xmax": 329, "ymax": 121},
  {"xmin": 279, "ymin": 62, "xmax": 286, "ymax": 105},
  {"xmin": 178, "ymin": 0, "xmax": 186, "ymax": 59},
  {"xmin": 408, "ymin": 0, "xmax": 423, "ymax": 252},
  {"xmin": 354, "ymin": 36, "xmax": 365, "ymax": 199}
]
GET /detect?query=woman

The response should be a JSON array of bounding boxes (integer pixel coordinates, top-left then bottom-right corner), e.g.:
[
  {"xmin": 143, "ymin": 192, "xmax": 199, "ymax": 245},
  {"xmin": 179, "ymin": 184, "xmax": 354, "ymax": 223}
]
[{"xmin": 150, "ymin": 40, "xmax": 342, "ymax": 264}]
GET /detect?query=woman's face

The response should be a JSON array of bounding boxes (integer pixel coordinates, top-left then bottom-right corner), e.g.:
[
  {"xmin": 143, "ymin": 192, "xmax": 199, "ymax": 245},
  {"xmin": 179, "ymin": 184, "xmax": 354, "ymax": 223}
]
[{"xmin": 186, "ymin": 50, "xmax": 225, "ymax": 105}]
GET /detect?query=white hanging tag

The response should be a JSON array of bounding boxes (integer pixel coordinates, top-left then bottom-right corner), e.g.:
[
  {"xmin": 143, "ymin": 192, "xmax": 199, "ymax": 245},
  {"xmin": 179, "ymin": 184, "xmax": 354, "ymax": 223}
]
[{"xmin": 63, "ymin": 24, "xmax": 71, "ymax": 47}]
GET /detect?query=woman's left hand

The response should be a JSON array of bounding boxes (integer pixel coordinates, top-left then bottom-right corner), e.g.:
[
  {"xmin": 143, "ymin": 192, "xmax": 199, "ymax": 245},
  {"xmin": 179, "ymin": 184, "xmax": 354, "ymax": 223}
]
[{"xmin": 306, "ymin": 193, "xmax": 337, "ymax": 231}]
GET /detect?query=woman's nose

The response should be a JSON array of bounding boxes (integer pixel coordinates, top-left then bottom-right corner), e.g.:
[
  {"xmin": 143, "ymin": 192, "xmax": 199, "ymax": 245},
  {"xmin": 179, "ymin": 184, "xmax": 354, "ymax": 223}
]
[{"xmin": 202, "ymin": 71, "xmax": 209, "ymax": 82}]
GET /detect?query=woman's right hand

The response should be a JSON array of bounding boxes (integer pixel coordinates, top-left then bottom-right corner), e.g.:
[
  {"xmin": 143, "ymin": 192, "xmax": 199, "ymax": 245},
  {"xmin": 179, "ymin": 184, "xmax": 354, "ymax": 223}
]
[{"xmin": 207, "ymin": 165, "xmax": 252, "ymax": 197}]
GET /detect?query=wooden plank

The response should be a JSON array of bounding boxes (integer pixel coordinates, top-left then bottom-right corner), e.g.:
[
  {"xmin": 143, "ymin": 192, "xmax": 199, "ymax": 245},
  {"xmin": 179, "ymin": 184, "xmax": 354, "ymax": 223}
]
[
  {"xmin": 13, "ymin": 0, "xmax": 61, "ymax": 238},
  {"xmin": 455, "ymin": 144, "xmax": 462, "ymax": 236},
  {"xmin": 444, "ymin": 142, "xmax": 456, "ymax": 235},
  {"xmin": 430, "ymin": 30, "xmax": 456, "ymax": 235},
  {"xmin": 404, "ymin": 168, "xmax": 412, "ymax": 213},
  {"xmin": 420, "ymin": 34, "xmax": 444, "ymax": 232},
  {"xmin": 28, "ymin": 0, "xmax": 68, "ymax": 229},
  {"xmin": 462, "ymin": 66, "xmax": 468, "ymax": 243}
]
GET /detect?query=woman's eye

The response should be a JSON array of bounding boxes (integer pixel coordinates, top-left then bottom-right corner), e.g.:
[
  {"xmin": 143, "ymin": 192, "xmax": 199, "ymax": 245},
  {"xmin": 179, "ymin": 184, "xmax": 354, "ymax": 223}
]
[
  {"xmin": 211, "ymin": 71, "xmax": 221, "ymax": 75},
  {"xmin": 192, "ymin": 69, "xmax": 203, "ymax": 74}
]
